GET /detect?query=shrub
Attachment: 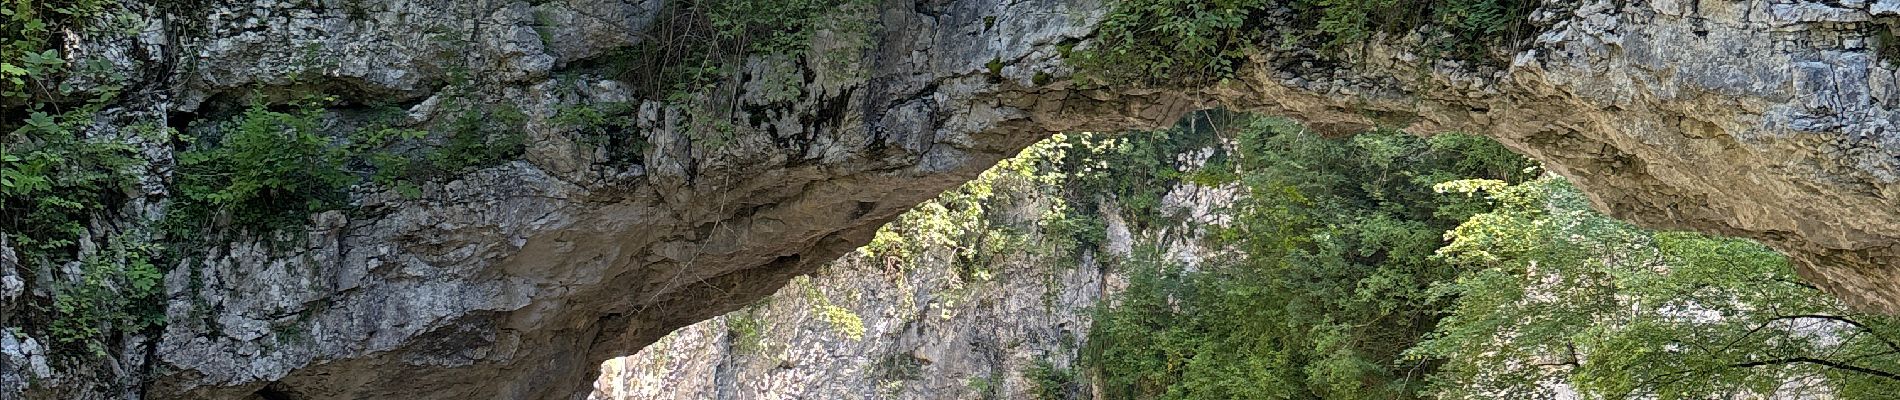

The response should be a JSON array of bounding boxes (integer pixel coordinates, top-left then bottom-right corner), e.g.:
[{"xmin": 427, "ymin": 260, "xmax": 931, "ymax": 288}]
[
  {"xmin": 1073, "ymin": 0, "xmax": 1544, "ymax": 85},
  {"xmin": 173, "ymin": 100, "xmax": 354, "ymax": 230},
  {"xmin": 48, "ymin": 236, "xmax": 163, "ymax": 357},
  {"xmin": 0, "ymin": 109, "xmax": 139, "ymax": 256},
  {"xmin": 1027, "ymin": 359, "xmax": 1080, "ymax": 400}
]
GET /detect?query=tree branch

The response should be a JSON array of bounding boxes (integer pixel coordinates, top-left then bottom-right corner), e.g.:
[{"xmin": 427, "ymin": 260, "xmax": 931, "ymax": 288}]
[
  {"xmin": 1771, "ymin": 314, "xmax": 1900, "ymax": 354},
  {"xmin": 1731, "ymin": 357, "xmax": 1900, "ymax": 382}
]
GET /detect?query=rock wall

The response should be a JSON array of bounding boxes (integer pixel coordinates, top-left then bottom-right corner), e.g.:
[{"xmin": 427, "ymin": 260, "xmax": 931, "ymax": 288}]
[
  {"xmin": 8, "ymin": 0, "xmax": 1900, "ymax": 398},
  {"xmin": 586, "ymin": 197, "xmax": 1117, "ymax": 400},
  {"xmin": 586, "ymin": 139, "xmax": 1235, "ymax": 400}
]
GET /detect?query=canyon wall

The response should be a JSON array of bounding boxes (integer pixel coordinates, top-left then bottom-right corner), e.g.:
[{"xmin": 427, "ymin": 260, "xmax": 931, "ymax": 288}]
[{"xmin": 8, "ymin": 0, "xmax": 1900, "ymax": 399}]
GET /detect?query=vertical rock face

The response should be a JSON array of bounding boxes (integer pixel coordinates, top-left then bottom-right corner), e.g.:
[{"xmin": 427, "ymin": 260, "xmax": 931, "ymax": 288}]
[
  {"xmin": 587, "ymin": 205, "xmax": 1119, "ymax": 400},
  {"xmin": 10, "ymin": 0, "xmax": 1900, "ymax": 399}
]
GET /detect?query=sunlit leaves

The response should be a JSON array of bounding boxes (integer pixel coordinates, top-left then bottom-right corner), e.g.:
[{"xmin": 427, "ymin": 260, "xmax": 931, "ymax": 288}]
[{"xmin": 1420, "ymin": 176, "xmax": 1900, "ymax": 398}]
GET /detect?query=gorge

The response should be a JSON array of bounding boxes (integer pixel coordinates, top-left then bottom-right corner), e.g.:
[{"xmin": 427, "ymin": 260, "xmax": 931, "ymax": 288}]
[{"xmin": 7, "ymin": 0, "xmax": 1900, "ymax": 398}]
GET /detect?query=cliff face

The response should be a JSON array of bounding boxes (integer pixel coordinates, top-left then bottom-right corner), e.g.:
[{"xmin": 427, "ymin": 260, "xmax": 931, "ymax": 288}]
[
  {"xmin": 587, "ymin": 137, "xmax": 1232, "ymax": 400},
  {"xmin": 7, "ymin": 0, "xmax": 1900, "ymax": 399}
]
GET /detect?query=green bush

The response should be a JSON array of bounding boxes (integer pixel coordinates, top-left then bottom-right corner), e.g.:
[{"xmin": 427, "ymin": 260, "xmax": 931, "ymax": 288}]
[
  {"xmin": 1416, "ymin": 176, "xmax": 1900, "ymax": 398},
  {"xmin": 1027, "ymin": 359, "xmax": 1080, "ymax": 400},
  {"xmin": 1071, "ymin": 0, "xmax": 1267, "ymax": 86},
  {"xmin": 2, "ymin": 0, "xmax": 110, "ymax": 100},
  {"xmin": 48, "ymin": 236, "xmax": 164, "ymax": 357},
  {"xmin": 0, "ymin": 109, "xmax": 139, "ymax": 257},
  {"xmin": 551, "ymin": 102, "xmax": 647, "ymax": 166},
  {"xmin": 1, "ymin": 1, "xmax": 135, "ymax": 254},
  {"xmin": 1055, "ymin": 114, "xmax": 1230, "ymax": 228},
  {"xmin": 1073, "ymin": 0, "xmax": 1542, "ymax": 85},
  {"xmin": 429, "ymin": 103, "xmax": 526, "ymax": 174},
  {"xmin": 174, "ymin": 100, "xmax": 354, "ymax": 230}
]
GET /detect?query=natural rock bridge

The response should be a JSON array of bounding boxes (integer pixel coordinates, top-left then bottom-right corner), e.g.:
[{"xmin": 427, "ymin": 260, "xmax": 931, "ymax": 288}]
[{"xmin": 10, "ymin": 0, "xmax": 1900, "ymax": 398}]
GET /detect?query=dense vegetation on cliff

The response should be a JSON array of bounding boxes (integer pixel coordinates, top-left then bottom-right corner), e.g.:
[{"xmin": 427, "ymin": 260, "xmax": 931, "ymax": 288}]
[{"xmin": 1076, "ymin": 115, "xmax": 1900, "ymax": 399}]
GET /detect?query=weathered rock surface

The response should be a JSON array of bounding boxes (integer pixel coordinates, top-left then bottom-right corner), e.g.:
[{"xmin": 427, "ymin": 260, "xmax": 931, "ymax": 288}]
[
  {"xmin": 9, "ymin": 0, "xmax": 1900, "ymax": 398},
  {"xmin": 589, "ymin": 225, "xmax": 1113, "ymax": 400},
  {"xmin": 587, "ymin": 142, "xmax": 1233, "ymax": 400}
]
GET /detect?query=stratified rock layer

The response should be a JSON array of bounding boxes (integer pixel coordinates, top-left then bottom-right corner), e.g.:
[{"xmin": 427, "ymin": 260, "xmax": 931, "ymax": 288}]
[{"xmin": 8, "ymin": 0, "xmax": 1900, "ymax": 399}]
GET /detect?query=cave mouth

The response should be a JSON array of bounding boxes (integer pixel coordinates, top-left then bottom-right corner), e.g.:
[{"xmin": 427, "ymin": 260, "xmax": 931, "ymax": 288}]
[{"xmin": 584, "ymin": 111, "xmax": 1899, "ymax": 399}]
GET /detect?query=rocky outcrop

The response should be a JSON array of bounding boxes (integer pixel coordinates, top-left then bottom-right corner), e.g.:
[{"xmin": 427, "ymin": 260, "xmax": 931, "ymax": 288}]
[
  {"xmin": 586, "ymin": 139, "xmax": 1234, "ymax": 400},
  {"xmin": 588, "ymin": 222, "xmax": 1111, "ymax": 400},
  {"xmin": 11, "ymin": 0, "xmax": 1900, "ymax": 398}
]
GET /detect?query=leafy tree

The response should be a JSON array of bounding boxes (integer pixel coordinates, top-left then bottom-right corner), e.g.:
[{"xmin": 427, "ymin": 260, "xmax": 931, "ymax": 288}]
[
  {"xmin": 1087, "ymin": 117, "xmax": 1534, "ymax": 399},
  {"xmin": 1415, "ymin": 175, "xmax": 1900, "ymax": 399}
]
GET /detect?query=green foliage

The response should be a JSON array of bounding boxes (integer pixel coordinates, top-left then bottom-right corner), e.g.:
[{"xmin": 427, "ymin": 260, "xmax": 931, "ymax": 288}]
[
  {"xmin": 1085, "ymin": 117, "xmax": 1534, "ymax": 399},
  {"xmin": 1074, "ymin": 0, "xmax": 1541, "ymax": 85},
  {"xmin": 1027, "ymin": 359, "xmax": 1081, "ymax": 400},
  {"xmin": 583, "ymin": 0, "xmax": 872, "ymax": 152},
  {"xmin": 428, "ymin": 103, "xmax": 527, "ymax": 174},
  {"xmin": 864, "ymin": 136, "xmax": 1092, "ymax": 273},
  {"xmin": 2, "ymin": 0, "xmax": 110, "ymax": 101},
  {"xmin": 174, "ymin": 99, "xmax": 354, "ymax": 230},
  {"xmin": 1069, "ymin": 116, "xmax": 1900, "ymax": 398},
  {"xmin": 49, "ymin": 235, "xmax": 163, "ymax": 357},
  {"xmin": 966, "ymin": 375, "xmax": 998, "ymax": 400},
  {"xmin": 703, "ymin": 0, "xmax": 840, "ymax": 56},
  {"xmin": 677, "ymin": 96, "xmax": 740, "ymax": 151},
  {"xmin": 169, "ymin": 95, "xmax": 528, "ymax": 235},
  {"xmin": 1, "ymin": 1, "xmax": 166, "ymax": 364},
  {"xmin": 350, "ymin": 125, "xmax": 428, "ymax": 197},
  {"xmin": 551, "ymin": 102, "xmax": 647, "ymax": 166},
  {"xmin": 1054, "ymin": 112, "xmax": 1232, "ymax": 228},
  {"xmin": 876, "ymin": 352, "xmax": 925, "ymax": 382},
  {"xmin": 1305, "ymin": 0, "xmax": 1533, "ymax": 57},
  {"xmin": 1068, "ymin": 114, "xmax": 1900, "ymax": 399},
  {"xmin": 1072, "ymin": 0, "xmax": 1265, "ymax": 85},
  {"xmin": 1415, "ymin": 176, "xmax": 1900, "ymax": 398},
  {"xmin": 602, "ymin": 0, "xmax": 870, "ymax": 97},
  {"xmin": 727, "ymin": 306, "xmax": 768, "ymax": 355},
  {"xmin": 0, "ymin": 107, "xmax": 139, "ymax": 257},
  {"xmin": 0, "ymin": 0, "xmax": 141, "ymax": 256}
]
